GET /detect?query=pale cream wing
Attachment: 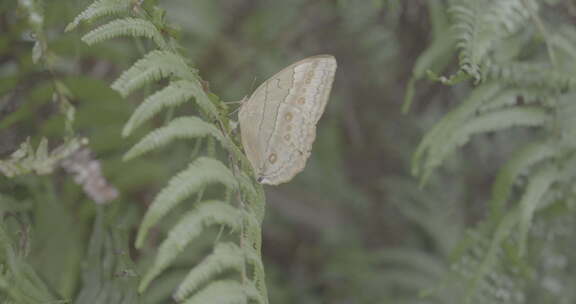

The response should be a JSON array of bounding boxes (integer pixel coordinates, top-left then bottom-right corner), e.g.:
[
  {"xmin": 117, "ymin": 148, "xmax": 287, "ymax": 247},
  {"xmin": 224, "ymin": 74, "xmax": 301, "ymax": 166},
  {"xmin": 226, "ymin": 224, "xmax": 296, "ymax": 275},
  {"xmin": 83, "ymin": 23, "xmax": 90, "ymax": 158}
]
[
  {"xmin": 239, "ymin": 55, "xmax": 337, "ymax": 185},
  {"xmin": 259, "ymin": 55, "xmax": 337, "ymax": 184},
  {"xmin": 238, "ymin": 88, "xmax": 265, "ymax": 174},
  {"xmin": 238, "ymin": 60, "xmax": 294, "ymax": 179}
]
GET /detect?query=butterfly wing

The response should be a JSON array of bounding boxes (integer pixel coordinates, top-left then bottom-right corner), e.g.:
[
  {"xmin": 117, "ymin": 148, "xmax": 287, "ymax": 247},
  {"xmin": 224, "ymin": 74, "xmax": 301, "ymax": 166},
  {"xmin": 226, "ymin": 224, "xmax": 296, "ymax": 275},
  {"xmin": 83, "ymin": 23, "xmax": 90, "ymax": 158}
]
[{"xmin": 239, "ymin": 55, "xmax": 337, "ymax": 185}]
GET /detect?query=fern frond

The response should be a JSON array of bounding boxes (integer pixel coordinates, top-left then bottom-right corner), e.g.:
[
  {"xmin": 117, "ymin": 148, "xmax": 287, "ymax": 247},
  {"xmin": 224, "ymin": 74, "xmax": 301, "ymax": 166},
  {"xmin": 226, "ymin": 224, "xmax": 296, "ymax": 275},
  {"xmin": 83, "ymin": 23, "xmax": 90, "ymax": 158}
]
[
  {"xmin": 413, "ymin": 83, "xmax": 501, "ymax": 176},
  {"xmin": 139, "ymin": 201, "xmax": 241, "ymax": 291},
  {"xmin": 485, "ymin": 62, "xmax": 576, "ymax": 91},
  {"xmin": 181, "ymin": 280, "xmax": 247, "ymax": 304},
  {"xmin": 404, "ymin": 36, "xmax": 455, "ymax": 112},
  {"xmin": 550, "ymin": 26, "xmax": 576, "ymax": 64},
  {"xmin": 82, "ymin": 18, "xmax": 168, "ymax": 49},
  {"xmin": 173, "ymin": 242, "xmax": 244, "ymax": 301},
  {"xmin": 122, "ymin": 80, "xmax": 220, "ymax": 137},
  {"xmin": 517, "ymin": 164, "xmax": 557, "ymax": 255},
  {"xmin": 403, "ymin": 1, "xmax": 455, "ymax": 112},
  {"xmin": 477, "ymin": 87, "xmax": 556, "ymax": 113},
  {"xmin": 412, "ymin": 82, "xmax": 553, "ymax": 181},
  {"xmin": 418, "ymin": 106, "xmax": 549, "ymax": 183},
  {"xmin": 68, "ymin": 1, "xmax": 270, "ymax": 301},
  {"xmin": 465, "ymin": 211, "xmax": 518, "ymax": 302},
  {"xmin": 135, "ymin": 157, "xmax": 238, "ymax": 248},
  {"xmin": 451, "ymin": 0, "xmax": 536, "ymax": 81},
  {"xmin": 111, "ymin": 50, "xmax": 196, "ymax": 97},
  {"xmin": 123, "ymin": 116, "xmax": 231, "ymax": 160},
  {"xmin": 490, "ymin": 141, "xmax": 556, "ymax": 218},
  {"xmin": 65, "ymin": 0, "xmax": 132, "ymax": 32}
]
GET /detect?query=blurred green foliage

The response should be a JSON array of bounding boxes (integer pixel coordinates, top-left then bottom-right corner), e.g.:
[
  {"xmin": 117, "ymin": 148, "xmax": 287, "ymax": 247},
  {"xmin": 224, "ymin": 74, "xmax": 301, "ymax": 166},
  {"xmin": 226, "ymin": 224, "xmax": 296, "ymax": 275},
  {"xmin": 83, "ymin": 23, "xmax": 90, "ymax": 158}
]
[{"xmin": 1, "ymin": 0, "xmax": 576, "ymax": 303}]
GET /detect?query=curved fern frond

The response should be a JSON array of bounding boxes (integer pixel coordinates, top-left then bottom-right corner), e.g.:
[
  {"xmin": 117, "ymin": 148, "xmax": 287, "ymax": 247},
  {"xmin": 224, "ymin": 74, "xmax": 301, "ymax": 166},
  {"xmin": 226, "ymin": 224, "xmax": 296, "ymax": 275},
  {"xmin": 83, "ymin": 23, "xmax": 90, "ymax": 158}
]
[
  {"xmin": 82, "ymin": 18, "xmax": 168, "ymax": 49},
  {"xmin": 418, "ymin": 106, "xmax": 549, "ymax": 183},
  {"xmin": 139, "ymin": 201, "xmax": 241, "ymax": 291},
  {"xmin": 65, "ymin": 0, "xmax": 132, "ymax": 32},
  {"xmin": 413, "ymin": 83, "xmax": 501, "ymax": 176},
  {"xmin": 409, "ymin": 1, "xmax": 576, "ymax": 303},
  {"xmin": 490, "ymin": 141, "xmax": 556, "ymax": 218},
  {"xmin": 135, "ymin": 157, "xmax": 238, "ymax": 248},
  {"xmin": 403, "ymin": 1, "xmax": 456, "ymax": 112},
  {"xmin": 122, "ymin": 81, "xmax": 199, "ymax": 136},
  {"xmin": 465, "ymin": 211, "xmax": 518, "ymax": 302},
  {"xmin": 122, "ymin": 80, "xmax": 219, "ymax": 137},
  {"xmin": 180, "ymin": 280, "xmax": 247, "ymax": 304},
  {"xmin": 123, "ymin": 117, "xmax": 231, "ymax": 160},
  {"xmin": 69, "ymin": 0, "xmax": 269, "ymax": 301},
  {"xmin": 517, "ymin": 164, "xmax": 557, "ymax": 255},
  {"xmin": 451, "ymin": 0, "xmax": 536, "ymax": 81},
  {"xmin": 111, "ymin": 50, "xmax": 196, "ymax": 97},
  {"xmin": 477, "ymin": 87, "xmax": 556, "ymax": 113},
  {"xmin": 173, "ymin": 242, "xmax": 244, "ymax": 301},
  {"xmin": 485, "ymin": 62, "xmax": 576, "ymax": 91}
]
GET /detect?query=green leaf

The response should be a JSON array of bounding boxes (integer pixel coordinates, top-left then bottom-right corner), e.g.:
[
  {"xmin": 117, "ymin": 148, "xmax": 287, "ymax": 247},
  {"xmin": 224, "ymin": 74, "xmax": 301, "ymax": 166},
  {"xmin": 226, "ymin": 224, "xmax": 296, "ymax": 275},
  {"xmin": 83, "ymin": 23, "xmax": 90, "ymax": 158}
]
[
  {"xmin": 65, "ymin": 0, "xmax": 132, "ymax": 32},
  {"xmin": 123, "ymin": 116, "xmax": 232, "ymax": 160},
  {"xmin": 139, "ymin": 201, "xmax": 241, "ymax": 292},
  {"xmin": 135, "ymin": 157, "xmax": 238, "ymax": 248},
  {"xmin": 111, "ymin": 51, "xmax": 196, "ymax": 97},
  {"xmin": 122, "ymin": 80, "xmax": 220, "ymax": 137},
  {"xmin": 82, "ymin": 18, "xmax": 167, "ymax": 49}
]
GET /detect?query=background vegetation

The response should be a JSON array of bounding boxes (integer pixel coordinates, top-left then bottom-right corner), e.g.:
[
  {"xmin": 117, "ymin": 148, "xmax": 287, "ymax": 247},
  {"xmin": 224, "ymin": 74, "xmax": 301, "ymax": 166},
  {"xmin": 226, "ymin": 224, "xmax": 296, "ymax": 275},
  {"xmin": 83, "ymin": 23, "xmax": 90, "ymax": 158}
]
[{"xmin": 1, "ymin": 0, "xmax": 576, "ymax": 303}]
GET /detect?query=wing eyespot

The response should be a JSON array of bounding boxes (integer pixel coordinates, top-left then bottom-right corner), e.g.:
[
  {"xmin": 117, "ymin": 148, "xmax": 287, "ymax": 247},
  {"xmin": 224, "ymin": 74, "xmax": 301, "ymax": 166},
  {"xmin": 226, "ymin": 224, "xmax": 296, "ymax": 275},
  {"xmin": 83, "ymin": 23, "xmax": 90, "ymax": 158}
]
[{"xmin": 268, "ymin": 153, "xmax": 277, "ymax": 164}]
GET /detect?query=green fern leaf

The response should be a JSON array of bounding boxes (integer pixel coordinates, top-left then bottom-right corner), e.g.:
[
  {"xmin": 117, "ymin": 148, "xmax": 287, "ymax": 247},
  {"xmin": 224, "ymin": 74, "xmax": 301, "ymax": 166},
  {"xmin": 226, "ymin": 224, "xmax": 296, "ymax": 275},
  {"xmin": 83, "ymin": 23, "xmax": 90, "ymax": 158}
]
[
  {"xmin": 517, "ymin": 164, "xmax": 558, "ymax": 255},
  {"xmin": 65, "ymin": 0, "xmax": 132, "ymax": 32},
  {"xmin": 403, "ymin": 1, "xmax": 456, "ymax": 113},
  {"xmin": 490, "ymin": 141, "xmax": 556, "ymax": 218},
  {"xmin": 173, "ymin": 242, "xmax": 244, "ymax": 301},
  {"xmin": 111, "ymin": 51, "xmax": 196, "ymax": 97},
  {"xmin": 485, "ymin": 62, "xmax": 576, "ymax": 91},
  {"xmin": 122, "ymin": 80, "xmax": 220, "ymax": 137},
  {"xmin": 82, "ymin": 18, "xmax": 167, "ymax": 49},
  {"xmin": 419, "ymin": 106, "xmax": 549, "ymax": 183},
  {"xmin": 181, "ymin": 280, "xmax": 247, "ymax": 304},
  {"xmin": 477, "ymin": 87, "xmax": 555, "ymax": 113},
  {"xmin": 451, "ymin": 1, "xmax": 487, "ymax": 80},
  {"xmin": 139, "ymin": 201, "xmax": 241, "ymax": 291},
  {"xmin": 413, "ymin": 83, "xmax": 502, "ymax": 176},
  {"xmin": 451, "ymin": 0, "xmax": 535, "ymax": 81},
  {"xmin": 466, "ymin": 210, "xmax": 518, "ymax": 302},
  {"xmin": 123, "ymin": 116, "xmax": 232, "ymax": 161},
  {"xmin": 135, "ymin": 157, "xmax": 238, "ymax": 248}
]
